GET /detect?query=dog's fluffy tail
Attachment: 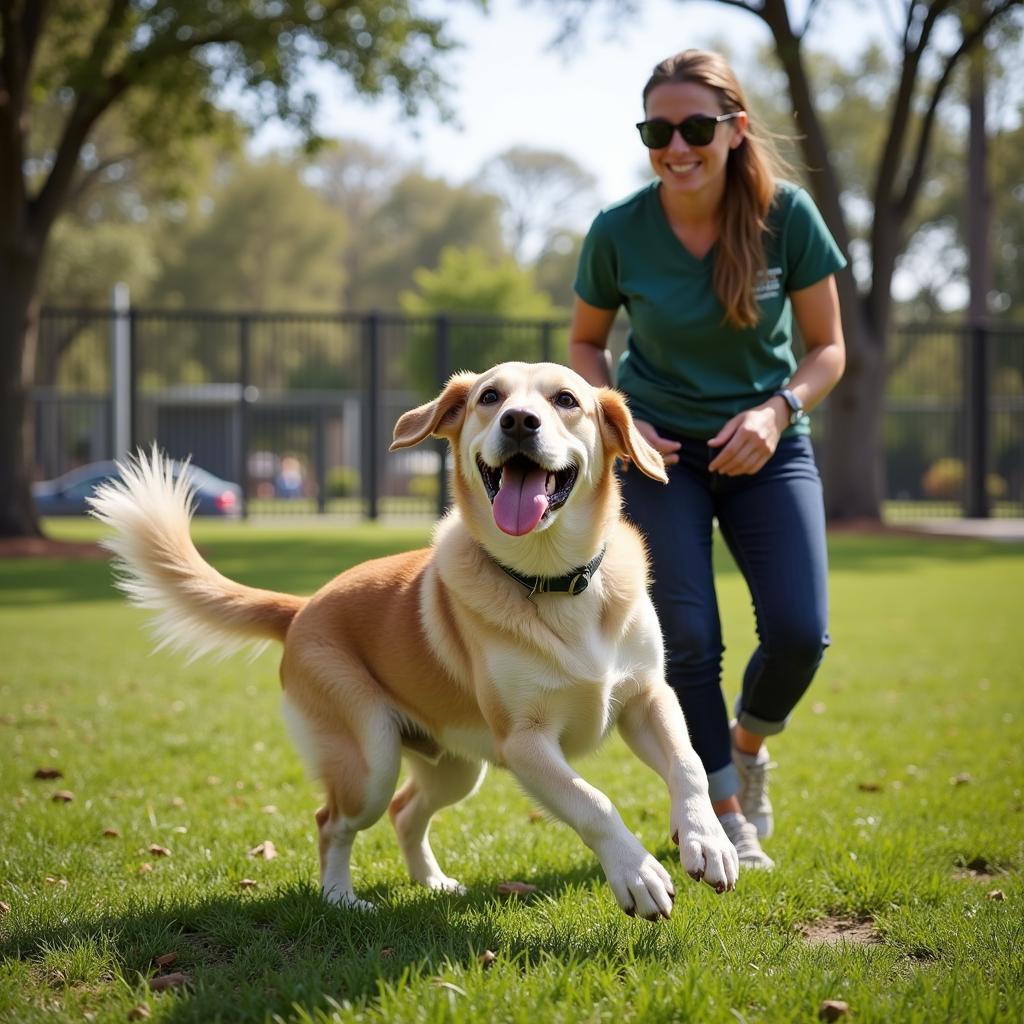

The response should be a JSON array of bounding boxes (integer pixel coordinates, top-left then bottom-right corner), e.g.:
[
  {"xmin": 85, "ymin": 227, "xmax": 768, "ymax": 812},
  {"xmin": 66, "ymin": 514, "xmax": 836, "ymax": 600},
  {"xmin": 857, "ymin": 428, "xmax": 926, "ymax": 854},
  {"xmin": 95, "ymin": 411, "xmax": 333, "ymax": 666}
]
[{"xmin": 88, "ymin": 447, "xmax": 304, "ymax": 661}]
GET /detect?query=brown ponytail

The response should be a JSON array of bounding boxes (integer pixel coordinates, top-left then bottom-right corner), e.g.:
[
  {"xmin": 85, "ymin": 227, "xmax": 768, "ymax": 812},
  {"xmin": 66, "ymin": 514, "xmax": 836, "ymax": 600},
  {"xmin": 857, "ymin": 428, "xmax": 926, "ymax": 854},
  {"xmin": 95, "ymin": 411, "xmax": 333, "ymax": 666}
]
[{"xmin": 643, "ymin": 50, "xmax": 788, "ymax": 328}]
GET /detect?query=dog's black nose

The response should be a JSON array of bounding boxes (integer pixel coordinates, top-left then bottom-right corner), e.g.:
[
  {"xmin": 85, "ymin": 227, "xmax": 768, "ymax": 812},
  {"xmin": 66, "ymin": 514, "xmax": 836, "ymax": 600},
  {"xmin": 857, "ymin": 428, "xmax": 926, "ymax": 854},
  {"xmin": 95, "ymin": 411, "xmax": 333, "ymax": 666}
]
[{"xmin": 499, "ymin": 408, "xmax": 541, "ymax": 443}]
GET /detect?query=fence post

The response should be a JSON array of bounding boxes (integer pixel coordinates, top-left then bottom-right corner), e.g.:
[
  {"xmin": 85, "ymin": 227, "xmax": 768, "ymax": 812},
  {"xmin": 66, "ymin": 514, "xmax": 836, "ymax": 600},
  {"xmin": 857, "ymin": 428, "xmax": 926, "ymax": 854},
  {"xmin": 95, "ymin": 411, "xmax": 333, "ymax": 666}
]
[
  {"xmin": 111, "ymin": 283, "xmax": 132, "ymax": 460},
  {"xmin": 238, "ymin": 316, "xmax": 250, "ymax": 520},
  {"xmin": 435, "ymin": 314, "xmax": 450, "ymax": 518},
  {"xmin": 364, "ymin": 313, "xmax": 380, "ymax": 521},
  {"xmin": 128, "ymin": 305, "xmax": 137, "ymax": 456},
  {"xmin": 315, "ymin": 406, "xmax": 327, "ymax": 514},
  {"xmin": 965, "ymin": 324, "xmax": 990, "ymax": 518}
]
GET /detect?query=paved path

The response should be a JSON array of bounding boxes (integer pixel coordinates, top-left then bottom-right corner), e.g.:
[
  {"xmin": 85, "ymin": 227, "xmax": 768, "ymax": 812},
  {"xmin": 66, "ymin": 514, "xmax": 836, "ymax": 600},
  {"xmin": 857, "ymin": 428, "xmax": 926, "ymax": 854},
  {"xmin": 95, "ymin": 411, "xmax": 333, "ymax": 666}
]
[{"xmin": 904, "ymin": 518, "xmax": 1024, "ymax": 543}]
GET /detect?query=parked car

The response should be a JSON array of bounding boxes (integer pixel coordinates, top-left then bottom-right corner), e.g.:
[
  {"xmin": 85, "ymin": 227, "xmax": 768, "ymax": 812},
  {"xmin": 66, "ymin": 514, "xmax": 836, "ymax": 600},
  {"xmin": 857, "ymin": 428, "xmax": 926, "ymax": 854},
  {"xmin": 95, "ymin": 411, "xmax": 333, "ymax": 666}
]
[{"xmin": 32, "ymin": 460, "xmax": 241, "ymax": 517}]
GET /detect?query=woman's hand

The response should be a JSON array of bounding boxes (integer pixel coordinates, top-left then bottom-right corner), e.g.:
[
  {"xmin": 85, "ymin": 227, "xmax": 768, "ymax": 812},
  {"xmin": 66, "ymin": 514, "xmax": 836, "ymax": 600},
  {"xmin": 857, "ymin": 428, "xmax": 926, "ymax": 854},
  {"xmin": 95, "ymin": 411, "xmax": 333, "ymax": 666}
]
[
  {"xmin": 631, "ymin": 420, "xmax": 682, "ymax": 468},
  {"xmin": 706, "ymin": 402, "xmax": 785, "ymax": 476}
]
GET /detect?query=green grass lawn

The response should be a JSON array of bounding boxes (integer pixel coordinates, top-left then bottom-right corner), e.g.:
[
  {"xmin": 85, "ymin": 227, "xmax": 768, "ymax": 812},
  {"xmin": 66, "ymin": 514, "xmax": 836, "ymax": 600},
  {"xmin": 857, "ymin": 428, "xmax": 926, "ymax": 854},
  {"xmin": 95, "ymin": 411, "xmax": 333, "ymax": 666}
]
[{"xmin": 1, "ymin": 520, "xmax": 1022, "ymax": 1023}]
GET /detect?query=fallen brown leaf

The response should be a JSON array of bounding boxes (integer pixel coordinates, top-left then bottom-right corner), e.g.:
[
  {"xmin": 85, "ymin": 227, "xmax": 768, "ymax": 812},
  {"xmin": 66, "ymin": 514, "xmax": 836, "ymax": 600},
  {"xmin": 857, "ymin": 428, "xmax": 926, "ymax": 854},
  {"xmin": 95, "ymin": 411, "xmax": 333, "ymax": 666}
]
[
  {"xmin": 51, "ymin": 790, "xmax": 74, "ymax": 803},
  {"xmin": 127, "ymin": 1005, "xmax": 151, "ymax": 1021},
  {"xmin": 819, "ymin": 1000, "xmax": 850, "ymax": 1021},
  {"xmin": 238, "ymin": 878, "xmax": 258, "ymax": 889},
  {"xmin": 102, "ymin": 827, "xmax": 120, "ymax": 838},
  {"xmin": 148, "ymin": 844, "xmax": 171, "ymax": 858},
  {"xmin": 380, "ymin": 948, "xmax": 395, "ymax": 959},
  {"xmin": 148, "ymin": 972, "xmax": 189, "ymax": 992},
  {"xmin": 248, "ymin": 840, "xmax": 277, "ymax": 860},
  {"xmin": 986, "ymin": 889, "xmax": 1006, "ymax": 901},
  {"xmin": 0, "ymin": 901, "xmax": 10, "ymax": 915},
  {"xmin": 477, "ymin": 949, "xmax": 498, "ymax": 968},
  {"xmin": 527, "ymin": 810, "xmax": 545, "ymax": 823},
  {"xmin": 496, "ymin": 881, "xmax": 538, "ymax": 895},
  {"xmin": 33, "ymin": 767, "xmax": 63, "ymax": 780},
  {"xmin": 44, "ymin": 876, "xmax": 68, "ymax": 887},
  {"xmin": 138, "ymin": 863, "xmax": 154, "ymax": 874},
  {"xmin": 857, "ymin": 781, "xmax": 882, "ymax": 792},
  {"xmin": 154, "ymin": 952, "xmax": 178, "ymax": 968},
  {"xmin": 951, "ymin": 772, "xmax": 973, "ymax": 786}
]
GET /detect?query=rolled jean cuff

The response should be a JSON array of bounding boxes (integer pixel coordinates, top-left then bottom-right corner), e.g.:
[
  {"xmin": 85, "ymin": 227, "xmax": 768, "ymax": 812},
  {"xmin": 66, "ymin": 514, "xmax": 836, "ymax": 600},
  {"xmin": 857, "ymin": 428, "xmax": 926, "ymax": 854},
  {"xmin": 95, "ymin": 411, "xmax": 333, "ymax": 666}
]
[
  {"xmin": 706, "ymin": 761, "xmax": 740, "ymax": 803},
  {"xmin": 735, "ymin": 705, "xmax": 789, "ymax": 737}
]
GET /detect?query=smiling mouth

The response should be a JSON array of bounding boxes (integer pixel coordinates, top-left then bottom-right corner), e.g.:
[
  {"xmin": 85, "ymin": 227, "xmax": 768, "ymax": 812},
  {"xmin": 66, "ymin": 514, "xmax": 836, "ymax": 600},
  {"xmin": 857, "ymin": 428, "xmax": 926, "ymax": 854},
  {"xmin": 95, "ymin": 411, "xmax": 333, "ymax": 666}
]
[{"xmin": 476, "ymin": 453, "xmax": 578, "ymax": 536}]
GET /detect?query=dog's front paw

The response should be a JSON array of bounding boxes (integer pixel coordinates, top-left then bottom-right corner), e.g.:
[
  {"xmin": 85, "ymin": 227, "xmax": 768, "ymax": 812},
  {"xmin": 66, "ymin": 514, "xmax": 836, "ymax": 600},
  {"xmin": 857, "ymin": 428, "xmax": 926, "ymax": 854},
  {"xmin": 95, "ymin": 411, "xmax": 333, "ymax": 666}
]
[
  {"xmin": 323, "ymin": 887, "xmax": 377, "ymax": 912},
  {"xmin": 598, "ymin": 839, "xmax": 675, "ymax": 920},
  {"xmin": 423, "ymin": 873, "xmax": 467, "ymax": 895},
  {"xmin": 672, "ymin": 816, "xmax": 739, "ymax": 894}
]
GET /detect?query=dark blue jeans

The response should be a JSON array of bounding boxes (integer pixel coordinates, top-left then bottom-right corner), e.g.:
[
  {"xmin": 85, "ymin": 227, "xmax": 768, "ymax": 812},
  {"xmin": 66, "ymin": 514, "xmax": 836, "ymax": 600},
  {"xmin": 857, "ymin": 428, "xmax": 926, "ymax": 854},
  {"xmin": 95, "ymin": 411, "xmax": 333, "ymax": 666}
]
[{"xmin": 620, "ymin": 434, "xmax": 830, "ymax": 802}]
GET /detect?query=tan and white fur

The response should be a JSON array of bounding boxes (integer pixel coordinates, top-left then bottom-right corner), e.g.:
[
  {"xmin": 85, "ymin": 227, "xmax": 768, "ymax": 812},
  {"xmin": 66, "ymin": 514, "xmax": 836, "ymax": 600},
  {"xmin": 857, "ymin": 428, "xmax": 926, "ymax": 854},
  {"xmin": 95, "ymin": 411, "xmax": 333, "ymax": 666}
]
[{"xmin": 90, "ymin": 362, "xmax": 738, "ymax": 919}]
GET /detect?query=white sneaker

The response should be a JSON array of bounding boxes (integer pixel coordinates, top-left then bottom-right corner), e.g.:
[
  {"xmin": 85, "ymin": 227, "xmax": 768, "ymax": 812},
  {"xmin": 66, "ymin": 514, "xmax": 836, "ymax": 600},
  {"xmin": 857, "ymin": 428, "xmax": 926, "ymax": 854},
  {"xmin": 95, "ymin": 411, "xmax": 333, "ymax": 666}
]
[
  {"xmin": 718, "ymin": 812, "xmax": 775, "ymax": 870},
  {"xmin": 732, "ymin": 725, "xmax": 775, "ymax": 839}
]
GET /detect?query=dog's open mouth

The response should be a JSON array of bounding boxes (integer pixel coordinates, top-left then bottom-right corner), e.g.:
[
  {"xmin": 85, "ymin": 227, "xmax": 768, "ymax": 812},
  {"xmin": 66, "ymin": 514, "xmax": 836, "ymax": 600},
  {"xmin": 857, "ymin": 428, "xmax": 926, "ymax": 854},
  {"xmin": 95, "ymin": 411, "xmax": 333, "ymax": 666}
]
[{"xmin": 477, "ymin": 454, "xmax": 578, "ymax": 536}]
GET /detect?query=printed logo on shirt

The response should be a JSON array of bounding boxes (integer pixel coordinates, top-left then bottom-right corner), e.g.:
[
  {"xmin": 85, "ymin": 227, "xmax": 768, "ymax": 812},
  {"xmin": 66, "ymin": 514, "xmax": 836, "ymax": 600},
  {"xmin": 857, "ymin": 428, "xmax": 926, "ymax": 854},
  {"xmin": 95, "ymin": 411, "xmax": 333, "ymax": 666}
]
[{"xmin": 754, "ymin": 266, "xmax": 782, "ymax": 301}]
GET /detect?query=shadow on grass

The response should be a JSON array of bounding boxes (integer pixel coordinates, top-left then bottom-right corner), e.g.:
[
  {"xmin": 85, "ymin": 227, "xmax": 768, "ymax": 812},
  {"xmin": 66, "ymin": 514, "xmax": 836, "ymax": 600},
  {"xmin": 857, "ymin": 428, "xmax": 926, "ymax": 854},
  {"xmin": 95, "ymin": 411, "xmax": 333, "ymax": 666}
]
[{"xmin": 1, "ymin": 861, "xmax": 708, "ymax": 1024}]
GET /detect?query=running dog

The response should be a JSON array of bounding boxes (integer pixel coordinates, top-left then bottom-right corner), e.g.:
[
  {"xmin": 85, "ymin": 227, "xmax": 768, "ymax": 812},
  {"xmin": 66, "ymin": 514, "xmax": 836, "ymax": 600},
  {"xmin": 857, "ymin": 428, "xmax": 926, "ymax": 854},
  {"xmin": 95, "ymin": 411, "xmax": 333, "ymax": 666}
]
[{"xmin": 89, "ymin": 361, "xmax": 738, "ymax": 918}]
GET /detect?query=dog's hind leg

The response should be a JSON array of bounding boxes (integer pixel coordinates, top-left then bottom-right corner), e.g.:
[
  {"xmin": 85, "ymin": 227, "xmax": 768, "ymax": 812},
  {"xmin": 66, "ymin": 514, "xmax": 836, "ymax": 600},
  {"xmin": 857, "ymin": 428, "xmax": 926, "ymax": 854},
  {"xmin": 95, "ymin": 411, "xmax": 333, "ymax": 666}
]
[
  {"xmin": 316, "ymin": 717, "xmax": 402, "ymax": 911},
  {"xmin": 389, "ymin": 753, "xmax": 486, "ymax": 893},
  {"xmin": 284, "ymin": 696, "xmax": 401, "ymax": 911}
]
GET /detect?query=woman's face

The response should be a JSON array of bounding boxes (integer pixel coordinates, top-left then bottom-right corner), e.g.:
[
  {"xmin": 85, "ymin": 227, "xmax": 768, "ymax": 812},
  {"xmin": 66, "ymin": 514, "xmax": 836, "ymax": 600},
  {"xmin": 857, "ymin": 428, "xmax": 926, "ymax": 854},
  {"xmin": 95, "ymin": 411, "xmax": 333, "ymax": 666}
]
[{"xmin": 643, "ymin": 81, "xmax": 747, "ymax": 202}]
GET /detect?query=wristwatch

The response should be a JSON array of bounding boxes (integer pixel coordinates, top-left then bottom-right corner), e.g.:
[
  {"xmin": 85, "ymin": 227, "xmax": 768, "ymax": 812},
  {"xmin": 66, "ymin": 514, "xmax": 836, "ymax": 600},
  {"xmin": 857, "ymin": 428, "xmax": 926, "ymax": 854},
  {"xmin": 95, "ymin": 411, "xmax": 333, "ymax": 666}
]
[{"xmin": 774, "ymin": 388, "xmax": 806, "ymax": 426}]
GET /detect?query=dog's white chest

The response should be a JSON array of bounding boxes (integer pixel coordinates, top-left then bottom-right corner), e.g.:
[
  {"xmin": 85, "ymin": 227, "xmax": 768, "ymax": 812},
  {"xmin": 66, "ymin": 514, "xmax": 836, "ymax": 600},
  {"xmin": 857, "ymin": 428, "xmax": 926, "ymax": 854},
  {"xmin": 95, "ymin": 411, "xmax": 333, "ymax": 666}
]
[{"xmin": 489, "ymin": 635, "xmax": 647, "ymax": 757}]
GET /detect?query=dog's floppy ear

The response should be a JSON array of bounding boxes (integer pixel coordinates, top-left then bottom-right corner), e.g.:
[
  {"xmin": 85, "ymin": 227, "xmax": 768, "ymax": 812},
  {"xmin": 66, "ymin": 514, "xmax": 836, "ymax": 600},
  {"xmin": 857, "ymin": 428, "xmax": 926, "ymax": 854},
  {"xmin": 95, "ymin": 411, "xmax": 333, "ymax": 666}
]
[
  {"xmin": 391, "ymin": 371, "xmax": 478, "ymax": 450},
  {"xmin": 597, "ymin": 388, "xmax": 669, "ymax": 483}
]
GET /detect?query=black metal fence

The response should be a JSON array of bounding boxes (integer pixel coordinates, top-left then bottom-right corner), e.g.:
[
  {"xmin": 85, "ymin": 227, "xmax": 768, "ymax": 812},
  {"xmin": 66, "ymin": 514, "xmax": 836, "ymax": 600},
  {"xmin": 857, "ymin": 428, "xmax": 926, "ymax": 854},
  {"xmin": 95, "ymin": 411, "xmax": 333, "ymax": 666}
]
[{"xmin": 32, "ymin": 308, "xmax": 1024, "ymax": 521}]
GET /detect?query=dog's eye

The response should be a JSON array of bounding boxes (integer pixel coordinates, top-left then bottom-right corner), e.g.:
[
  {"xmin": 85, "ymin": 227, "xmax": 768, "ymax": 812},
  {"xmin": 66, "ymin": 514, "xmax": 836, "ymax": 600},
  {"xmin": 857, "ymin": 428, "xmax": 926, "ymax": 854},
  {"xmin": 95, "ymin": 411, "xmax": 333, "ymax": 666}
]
[
  {"xmin": 554, "ymin": 391, "xmax": 578, "ymax": 410},
  {"xmin": 479, "ymin": 388, "xmax": 500, "ymax": 406}
]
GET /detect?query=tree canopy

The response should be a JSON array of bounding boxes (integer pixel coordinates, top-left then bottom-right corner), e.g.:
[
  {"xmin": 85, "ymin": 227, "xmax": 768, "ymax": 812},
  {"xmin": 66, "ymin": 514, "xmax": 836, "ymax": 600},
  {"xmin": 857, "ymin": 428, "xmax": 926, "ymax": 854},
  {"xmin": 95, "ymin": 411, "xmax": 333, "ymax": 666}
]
[
  {"xmin": 155, "ymin": 158, "xmax": 349, "ymax": 311},
  {"xmin": 400, "ymin": 245, "xmax": 561, "ymax": 395},
  {"xmin": 0, "ymin": 0, "xmax": 469, "ymax": 536},
  {"xmin": 475, "ymin": 146, "xmax": 598, "ymax": 264}
]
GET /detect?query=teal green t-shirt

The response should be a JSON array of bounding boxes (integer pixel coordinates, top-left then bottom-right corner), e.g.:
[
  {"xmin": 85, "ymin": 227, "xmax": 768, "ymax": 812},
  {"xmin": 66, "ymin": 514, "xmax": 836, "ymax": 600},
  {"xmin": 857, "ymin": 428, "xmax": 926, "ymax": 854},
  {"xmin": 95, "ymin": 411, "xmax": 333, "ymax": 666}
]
[{"xmin": 573, "ymin": 180, "xmax": 847, "ymax": 439}]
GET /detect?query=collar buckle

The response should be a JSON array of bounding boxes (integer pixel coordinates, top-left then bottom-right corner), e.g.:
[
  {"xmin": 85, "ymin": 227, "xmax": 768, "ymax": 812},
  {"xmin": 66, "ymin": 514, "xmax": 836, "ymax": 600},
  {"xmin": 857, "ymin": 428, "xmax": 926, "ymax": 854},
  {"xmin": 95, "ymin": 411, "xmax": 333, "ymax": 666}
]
[
  {"xmin": 566, "ymin": 572, "xmax": 589, "ymax": 596},
  {"xmin": 493, "ymin": 546, "xmax": 605, "ymax": 597}
]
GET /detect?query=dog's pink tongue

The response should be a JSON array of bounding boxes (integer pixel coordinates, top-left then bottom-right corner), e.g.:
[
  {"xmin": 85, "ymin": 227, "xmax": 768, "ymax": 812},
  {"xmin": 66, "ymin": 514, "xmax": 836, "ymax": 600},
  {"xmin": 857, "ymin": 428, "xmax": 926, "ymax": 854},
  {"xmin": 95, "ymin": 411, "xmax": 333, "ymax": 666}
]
[{"xmin": 493, "ymin": 465, "xmax": 549, "ymax": 536}]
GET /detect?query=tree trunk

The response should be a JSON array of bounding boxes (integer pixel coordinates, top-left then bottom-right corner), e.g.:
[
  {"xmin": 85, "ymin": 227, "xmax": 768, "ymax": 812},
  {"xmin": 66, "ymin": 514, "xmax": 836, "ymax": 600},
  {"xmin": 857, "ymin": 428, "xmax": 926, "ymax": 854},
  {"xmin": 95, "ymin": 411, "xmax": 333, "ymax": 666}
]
[
  {"xmin": 828, "ymin": 199, "xmax": 904, "ymax": 523},
  {"xmin": 0, "ymin": 244, "xmax": 44, "ymax": 538},
  {"xmin": 819, "ymin": 308, "xmax": 887, "ymax": 520}
]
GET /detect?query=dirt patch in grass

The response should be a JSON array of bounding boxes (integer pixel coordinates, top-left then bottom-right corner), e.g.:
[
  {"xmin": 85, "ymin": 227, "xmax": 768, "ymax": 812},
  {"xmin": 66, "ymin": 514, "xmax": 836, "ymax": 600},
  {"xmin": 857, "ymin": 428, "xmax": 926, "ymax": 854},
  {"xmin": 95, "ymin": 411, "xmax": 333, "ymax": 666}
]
[
  {"xmin": 953, "ymin": 855, "xmax": 1010, "ymax": 881},
  {"xmin": 0, "ymin": 536, "xmax": 105, "ymax": 560},
  {"xmin": 802, "ymin": 916, "xmax": 883, "ymax": 946}
]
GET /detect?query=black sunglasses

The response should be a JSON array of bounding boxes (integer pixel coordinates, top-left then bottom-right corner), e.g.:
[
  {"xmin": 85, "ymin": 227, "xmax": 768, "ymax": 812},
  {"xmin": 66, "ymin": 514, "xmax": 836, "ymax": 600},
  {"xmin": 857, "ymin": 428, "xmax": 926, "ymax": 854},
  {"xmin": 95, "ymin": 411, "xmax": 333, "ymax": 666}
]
[{"xmin": 635, "ymin": 112, "xmax": 743, "ymax": 149}]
